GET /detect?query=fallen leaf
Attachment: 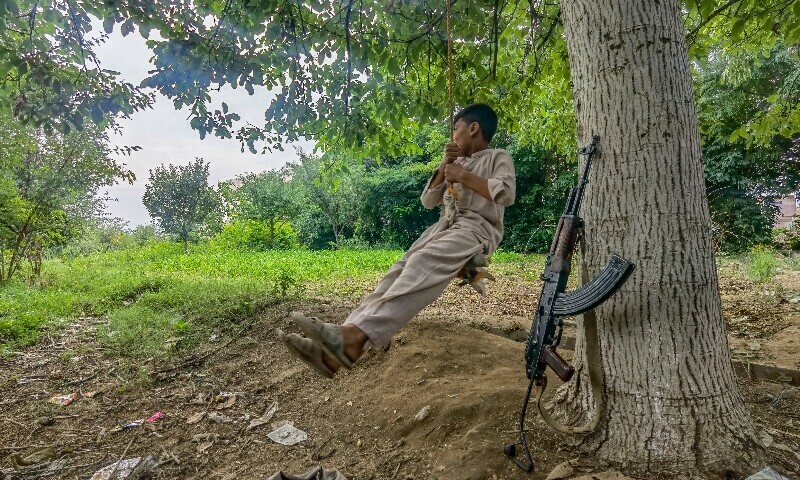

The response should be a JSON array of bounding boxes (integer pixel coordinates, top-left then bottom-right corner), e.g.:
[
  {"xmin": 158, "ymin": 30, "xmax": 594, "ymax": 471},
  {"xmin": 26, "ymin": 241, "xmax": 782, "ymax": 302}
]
[
  {"xmin": 247, "ymin": 402, "xmax": 278, "ymax": 430},
  {"xmin": 186, "ymin": 412, "xmax": 205, "ymax": 424},
  {"xmin": 48, "ymin": 393, "xmax": 78, "ymax": 406},
  {"xmin": 572, "ymin": 472, "xmax": 635, "ymax": 480},
  {"xmin": 545, "ymin": 461, "xmax": 574, "ymax": 480},
  {"xmin": 11, "ymin": 447, "xmax": 56, "ymax": 467},
  {"xmin": 262, "ymin": 402, "xmax": 278, "ymax": 420},
  {"xmin": 247, "ymin": 417, "xmax": 270, "ymax": 431},
  {"xmin": 215, "ymin": 396, "xmax": 236, "ymax": 410},
  {"xmin": 197, "ymin": 441, "xmax": 214, "ymax": 453}
]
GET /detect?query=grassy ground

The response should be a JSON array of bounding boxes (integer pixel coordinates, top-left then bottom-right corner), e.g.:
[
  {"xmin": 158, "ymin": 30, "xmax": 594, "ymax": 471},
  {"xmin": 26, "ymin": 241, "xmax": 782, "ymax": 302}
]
[
  {"xmin": 0, "ymin": 242, "xmax": 537, "ymax": 358},
  {"xmin": 2, "ymin": 242, "xmax": 796, "ymax": 360}
]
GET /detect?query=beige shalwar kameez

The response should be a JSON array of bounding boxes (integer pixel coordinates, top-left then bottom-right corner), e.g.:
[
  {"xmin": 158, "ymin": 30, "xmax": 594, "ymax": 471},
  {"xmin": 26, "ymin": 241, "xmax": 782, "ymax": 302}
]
[{"xmin": 344, "ymin": 148, "xmax": 516, "ymax": 347}]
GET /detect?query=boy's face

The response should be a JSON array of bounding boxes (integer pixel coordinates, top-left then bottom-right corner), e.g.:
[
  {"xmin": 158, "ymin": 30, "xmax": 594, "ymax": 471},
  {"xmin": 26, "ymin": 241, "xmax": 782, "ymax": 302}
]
[{"xmin": 453, "ymin": 119, "xmax": 480, "ymax": 153}]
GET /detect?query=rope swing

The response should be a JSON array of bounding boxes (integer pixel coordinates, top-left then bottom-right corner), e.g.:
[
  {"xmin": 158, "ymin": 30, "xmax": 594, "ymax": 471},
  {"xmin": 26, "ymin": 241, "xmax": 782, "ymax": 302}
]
[{"xmin": 446, "ymin": 0, "xmax": 455, "ymax": 141}]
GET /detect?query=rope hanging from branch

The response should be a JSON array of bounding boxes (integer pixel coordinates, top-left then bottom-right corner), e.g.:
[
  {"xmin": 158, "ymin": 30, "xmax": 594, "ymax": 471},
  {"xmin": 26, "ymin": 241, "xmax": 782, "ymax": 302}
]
[{"xmin": 446, "ymin": 0, "xmax": 454, "ymax": 141}]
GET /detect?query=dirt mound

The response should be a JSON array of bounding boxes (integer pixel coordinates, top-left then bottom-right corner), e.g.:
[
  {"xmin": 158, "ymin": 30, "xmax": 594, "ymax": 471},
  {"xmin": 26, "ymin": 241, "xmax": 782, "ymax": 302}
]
[
  {"xmin": 2, "ymin": 279, "xmax": 800, "ymax": 479},
  {"xmin": 0, "ymin": 309, "xmax": 567, "ymax": 479}
]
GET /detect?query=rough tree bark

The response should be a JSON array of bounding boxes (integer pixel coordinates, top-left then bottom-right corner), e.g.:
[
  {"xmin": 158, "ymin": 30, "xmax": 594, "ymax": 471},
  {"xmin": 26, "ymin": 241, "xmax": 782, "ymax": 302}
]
[{"xmin": 554, "ymin": 0, "xmax": 765, "ymax": 477}]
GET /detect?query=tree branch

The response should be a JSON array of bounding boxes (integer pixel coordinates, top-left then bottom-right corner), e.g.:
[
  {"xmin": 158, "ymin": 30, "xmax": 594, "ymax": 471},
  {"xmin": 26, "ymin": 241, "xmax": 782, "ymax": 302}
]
[
  {"xmin": 687, "ymin": 0, "xmax": 744, "ymax": 40},
  {"xmin": 344, "ymin": 0, "xmax": 353, "ymax": 116}
]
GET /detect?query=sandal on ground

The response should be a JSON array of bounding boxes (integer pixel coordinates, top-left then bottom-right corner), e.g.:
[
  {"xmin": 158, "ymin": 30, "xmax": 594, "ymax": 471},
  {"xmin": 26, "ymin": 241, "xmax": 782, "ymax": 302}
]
[
  {"xmin": 289, "ymin": 312, "xmax": 354, "ymax": 370},
  {"xmin": 276, "ymin": 329, "xmax": 337, "ymax": 379}
]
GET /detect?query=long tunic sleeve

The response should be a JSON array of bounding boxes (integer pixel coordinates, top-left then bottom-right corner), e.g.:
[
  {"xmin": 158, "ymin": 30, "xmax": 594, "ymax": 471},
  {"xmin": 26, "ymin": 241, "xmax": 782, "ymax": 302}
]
[
  {"xmin": 417, "ymin": 148, "xmax": 516, "ymax": 253},
  {"xmin": 420, "ymin": 175, "xmax": 446, "ymax": 209}
]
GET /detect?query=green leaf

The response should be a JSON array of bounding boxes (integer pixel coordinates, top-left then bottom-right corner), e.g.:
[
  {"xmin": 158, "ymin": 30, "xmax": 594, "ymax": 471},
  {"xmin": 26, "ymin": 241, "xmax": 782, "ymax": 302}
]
[
  {"xmin": 103, "ymin": 15, "xmax": 115, "ymax": 34},
  {"xmin": 730, "ymin": 19, "xmax": 746, "ymax": 38},
  {"xmin": 91, "ymin": 105, "xmax": 104, "ymax": 125}
]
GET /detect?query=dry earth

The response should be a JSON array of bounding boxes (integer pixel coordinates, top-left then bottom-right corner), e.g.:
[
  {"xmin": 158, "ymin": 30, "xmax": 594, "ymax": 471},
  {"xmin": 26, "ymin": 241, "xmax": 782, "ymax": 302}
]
[{"xmin": 1, "ymin": 265, "xmax": 799, "ymax": 480}]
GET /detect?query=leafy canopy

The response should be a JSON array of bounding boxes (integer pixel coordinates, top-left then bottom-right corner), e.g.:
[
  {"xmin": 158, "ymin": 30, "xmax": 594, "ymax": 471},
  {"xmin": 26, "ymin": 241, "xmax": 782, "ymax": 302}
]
[{"xmin": 3, "ymin": 0, "xmax": 797, "ymax": 156}]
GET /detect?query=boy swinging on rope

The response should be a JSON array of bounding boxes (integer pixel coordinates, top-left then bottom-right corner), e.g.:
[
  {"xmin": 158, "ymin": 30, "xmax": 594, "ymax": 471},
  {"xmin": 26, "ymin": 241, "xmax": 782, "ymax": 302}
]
[{"xmin": 278, "ymin": 103, "xmax": 516, "ymax": 378}]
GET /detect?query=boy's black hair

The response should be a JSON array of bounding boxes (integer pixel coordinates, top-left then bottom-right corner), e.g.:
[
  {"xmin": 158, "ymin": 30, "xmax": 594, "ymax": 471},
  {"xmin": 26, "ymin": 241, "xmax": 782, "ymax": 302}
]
[{"xmin": 454, "ymin": 103, "xmax": 498, "ymax": 142}]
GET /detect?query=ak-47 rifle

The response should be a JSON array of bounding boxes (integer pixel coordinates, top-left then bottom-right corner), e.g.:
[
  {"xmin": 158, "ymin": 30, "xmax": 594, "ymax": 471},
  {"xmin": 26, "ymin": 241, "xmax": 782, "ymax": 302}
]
[{"xmin": 503, "ymin": 136, "xmax": 635, "ymax": 472}]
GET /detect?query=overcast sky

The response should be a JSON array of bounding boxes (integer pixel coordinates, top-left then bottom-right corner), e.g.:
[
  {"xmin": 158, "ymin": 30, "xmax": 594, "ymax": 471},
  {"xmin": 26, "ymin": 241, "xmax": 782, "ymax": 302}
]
[{"xmin": 95, "ymin": 31, "xmax": 313, "ymax": 227}]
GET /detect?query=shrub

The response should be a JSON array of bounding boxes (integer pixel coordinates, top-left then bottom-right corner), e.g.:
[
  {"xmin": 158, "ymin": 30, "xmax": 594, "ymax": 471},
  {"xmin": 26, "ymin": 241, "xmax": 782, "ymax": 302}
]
[
  {"xmin": 774, "ymin": 224, "xmax": 800, "ymax": 251},
  {"xmin": 211, "ymin": 220, "xmax": 298, "ymax": 251},
  {"xmin": 746, "ymin": 244, "xmax": 778, "ymax": 283}
]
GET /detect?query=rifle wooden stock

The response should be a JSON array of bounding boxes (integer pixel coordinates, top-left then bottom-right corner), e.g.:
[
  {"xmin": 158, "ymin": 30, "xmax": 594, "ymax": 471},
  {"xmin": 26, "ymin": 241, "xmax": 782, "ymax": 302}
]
[
  {"xmin": 542, "ymin": 345, "xmax": 574, "ymax": 382},
  {"xmin": 550, "ymin": 215, "xmax": 580, "ymax": 273}
]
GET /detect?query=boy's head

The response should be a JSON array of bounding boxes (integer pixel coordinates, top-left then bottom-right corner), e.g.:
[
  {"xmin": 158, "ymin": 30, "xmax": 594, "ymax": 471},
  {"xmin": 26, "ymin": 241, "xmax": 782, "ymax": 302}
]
[{"xmin": 453, "ymin": 103, "xmax": 498, "ymax": 143}]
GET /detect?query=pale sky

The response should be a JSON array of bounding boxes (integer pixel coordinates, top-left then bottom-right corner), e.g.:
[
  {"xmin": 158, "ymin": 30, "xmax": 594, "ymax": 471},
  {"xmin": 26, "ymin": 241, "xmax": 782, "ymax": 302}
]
[{"xmin": 95, "ymin": 31, "xmax": 313, "ymax": 227}]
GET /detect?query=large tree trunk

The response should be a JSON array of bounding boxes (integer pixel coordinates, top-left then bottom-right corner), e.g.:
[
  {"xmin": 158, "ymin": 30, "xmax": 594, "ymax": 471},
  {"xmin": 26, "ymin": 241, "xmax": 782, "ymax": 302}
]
[{"xmin": 555, "ymin": 0, "xmax": 764, "ymax": 477}]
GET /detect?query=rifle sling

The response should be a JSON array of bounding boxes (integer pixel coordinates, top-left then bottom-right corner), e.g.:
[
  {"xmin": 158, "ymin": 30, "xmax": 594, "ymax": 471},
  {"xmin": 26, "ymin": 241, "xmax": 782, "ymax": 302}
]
[{"xmin": 533, "ymin": 241, "xmax": 603, "ymax": 435}]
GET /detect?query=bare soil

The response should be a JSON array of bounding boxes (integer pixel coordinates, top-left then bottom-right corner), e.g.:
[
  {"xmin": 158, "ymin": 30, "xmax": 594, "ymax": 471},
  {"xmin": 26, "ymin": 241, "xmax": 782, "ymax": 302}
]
[{"xmin": 1, "ymin": 267, "xmax": 799, "ymax": 480}]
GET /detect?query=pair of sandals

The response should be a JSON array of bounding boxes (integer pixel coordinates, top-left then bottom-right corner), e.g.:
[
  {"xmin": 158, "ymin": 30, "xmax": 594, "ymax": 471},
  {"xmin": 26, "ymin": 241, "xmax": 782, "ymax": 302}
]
[{"xmin": 277, "ymin": 312, "xmax": 354, "ymax": 379}]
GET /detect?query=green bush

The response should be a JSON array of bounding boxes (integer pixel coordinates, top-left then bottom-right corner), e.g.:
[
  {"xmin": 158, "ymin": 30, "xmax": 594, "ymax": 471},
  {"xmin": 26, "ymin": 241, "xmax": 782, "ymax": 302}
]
[
  {"xmin": 708, "ymin": 194, "xmax": 776, "ymax": 253},
  {"xmin": 746, "ymin": 244, "xmax": 778, "ymax": 283},
  {"xmin": 774, "ymin": 224, "xmax": 800, "ymax": 251},
  {"xmin": 211, "ymin": 220, "xmax": 298, "ymax": 251}
]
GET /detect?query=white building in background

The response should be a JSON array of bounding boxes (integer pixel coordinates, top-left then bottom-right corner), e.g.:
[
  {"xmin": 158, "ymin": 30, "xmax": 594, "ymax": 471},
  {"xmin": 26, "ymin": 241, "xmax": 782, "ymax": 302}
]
[{"xmin": 775, "ymin": 193, "xmax": 798, "ymax": 229}]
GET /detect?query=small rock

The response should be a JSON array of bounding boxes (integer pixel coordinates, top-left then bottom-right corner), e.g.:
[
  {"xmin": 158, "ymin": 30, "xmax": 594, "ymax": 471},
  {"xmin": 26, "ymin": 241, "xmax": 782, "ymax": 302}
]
[
  {"xmin": 414, "ymin": 405, "xmax": 431, "ymax": 421},
  {"xmin": 760, "ymin": 431, "xmax": 774, "ymax": 448},
  {"xmin": 37, "ymin": 417, "xmax": 55, "ymax": 427}
]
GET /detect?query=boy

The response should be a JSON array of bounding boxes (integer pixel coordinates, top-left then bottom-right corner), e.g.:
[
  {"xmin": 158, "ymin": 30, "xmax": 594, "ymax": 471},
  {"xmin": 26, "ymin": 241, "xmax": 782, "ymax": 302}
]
[{"xmin": 278, "ymin": 103, "xmax": 516, "ymax": 378}]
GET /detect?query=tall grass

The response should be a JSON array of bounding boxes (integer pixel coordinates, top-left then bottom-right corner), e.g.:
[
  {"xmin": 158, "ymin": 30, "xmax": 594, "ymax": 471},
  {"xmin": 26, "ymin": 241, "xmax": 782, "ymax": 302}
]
[
  {"xmin": 0, "ymin": 242, "xmax": 404, "ymax": 356},
  {"xmin": 0, "ymin": 243, "xmax": 545, "ymax": 358}
]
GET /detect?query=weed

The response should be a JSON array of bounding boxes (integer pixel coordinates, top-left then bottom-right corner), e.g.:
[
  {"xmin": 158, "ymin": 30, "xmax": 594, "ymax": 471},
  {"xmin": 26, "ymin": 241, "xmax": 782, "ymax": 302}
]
[
  {"xmin": 272, "ymin": 265, "xmax": 305, "ymax": 297},
  {"xmin": 59, "ymin": 350, "xmax": 77, "ymax": 362},
  {"xmin": 746, "ymin": 245, "xmax": 778, "ymax": 283},
  {"xmin": 100, "ymin": 305, "xmax": 188, "ymax": 360},
  {"xmin": 782, "ymin": 252, "xmax": 800, "ymax": 271}
]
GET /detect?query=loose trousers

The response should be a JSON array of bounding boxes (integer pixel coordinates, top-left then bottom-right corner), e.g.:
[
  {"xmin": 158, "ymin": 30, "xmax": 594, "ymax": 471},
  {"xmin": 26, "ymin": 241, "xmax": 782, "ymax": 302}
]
[{"xmin": 344, "ymin": 225, "xmax": 485, "ymax": 347}]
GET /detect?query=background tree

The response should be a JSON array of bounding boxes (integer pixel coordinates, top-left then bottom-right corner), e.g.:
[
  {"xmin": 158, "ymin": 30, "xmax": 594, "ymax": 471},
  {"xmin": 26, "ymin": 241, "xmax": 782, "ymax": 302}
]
[
  {"xmin": 142, "ymin": 158, "xmax": 220, "ymax": 253},
  {"xmin": 696, "ymin": 45, "xmax": 800, "ymax": 251},
  {"xmin": 225, "ymin": 168, "xmax": 299, "ymax": 249},
  {"xmin": 290, "ymin": 152, "xmax": 362, "ymax": 249},
  {"xmin": 0, "ymin": 110, "xmax": 133, "ymax": 283},
  {"xmin": 356, "ymin": 162, "xmax": 438, "ymax": 249}
]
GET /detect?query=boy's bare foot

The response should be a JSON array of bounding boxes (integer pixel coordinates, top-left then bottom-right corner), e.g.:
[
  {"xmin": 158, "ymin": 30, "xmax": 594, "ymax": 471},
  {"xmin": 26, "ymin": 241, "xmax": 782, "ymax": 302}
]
[
  {"xmin": 340, "ymin": 323, "xmax": 369, "ymax": 363},
  {"xmin": 290, "ymin": 312, "xmax": 369, "ymax": 374},
  {"xmin": 320, "ymin": 324, "xmax": 368, "ymax": 373}
]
